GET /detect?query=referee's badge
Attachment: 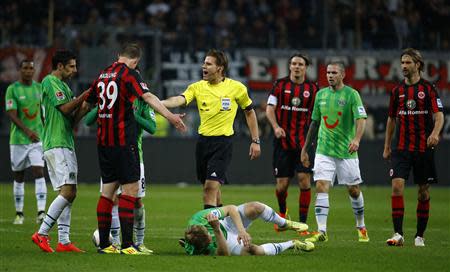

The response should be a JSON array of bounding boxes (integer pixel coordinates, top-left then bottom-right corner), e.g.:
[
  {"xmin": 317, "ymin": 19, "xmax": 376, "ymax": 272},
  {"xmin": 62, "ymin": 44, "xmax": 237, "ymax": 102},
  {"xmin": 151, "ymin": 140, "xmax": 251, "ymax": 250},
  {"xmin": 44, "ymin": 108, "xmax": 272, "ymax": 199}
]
[
  {"xmin": 221, "ymin": 97, "xmax": 231, "ymax": 111},
  {"xmin": 291, "ymin": 97, "xmax": 301, "ymax": 106}
]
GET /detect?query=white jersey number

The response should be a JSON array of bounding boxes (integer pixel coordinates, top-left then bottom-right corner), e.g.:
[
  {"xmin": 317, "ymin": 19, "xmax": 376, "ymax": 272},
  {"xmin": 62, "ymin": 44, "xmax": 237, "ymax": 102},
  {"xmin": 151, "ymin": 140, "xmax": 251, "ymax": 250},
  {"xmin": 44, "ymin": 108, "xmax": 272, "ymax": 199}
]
[{"xmin": 98, "ymin": 81, "xmax": 118, "ymax": 110}]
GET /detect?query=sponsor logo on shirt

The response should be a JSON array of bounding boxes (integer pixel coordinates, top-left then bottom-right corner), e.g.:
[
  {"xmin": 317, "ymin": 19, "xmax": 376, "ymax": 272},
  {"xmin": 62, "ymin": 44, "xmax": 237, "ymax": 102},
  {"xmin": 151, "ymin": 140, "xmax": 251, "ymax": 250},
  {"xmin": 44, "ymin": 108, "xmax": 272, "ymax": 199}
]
[
  {"xmin": 406, "ymin": 99, "xmax": 416, "ymax": 110},
  {"xmin": 398, "ymin": 110, "xmax": 429, "ymax": 115},
  {"xmin": 291, "ymin": 97, "xmax": 301, "ymax": 106},
  {"xmin": 418, "ymin": 91, "xmax": 425, "ymax": 99},
  {"xmin": 55, "ymin": 91, "xmax": 65, "ymax": 101},
  {"xmin": 323, "ymin": 112, "xmax": 342, "ymax": 129},
  {"xmin": 357, "ymin": 106, "xmax": 366, "ymax": 115},
  {"xmin": 281, "ymin": 105, "xmax": 308, "ymax": 112},
  {"xmin": 210, "ymin": 209, "xmax": 221, "ymax": 218}
]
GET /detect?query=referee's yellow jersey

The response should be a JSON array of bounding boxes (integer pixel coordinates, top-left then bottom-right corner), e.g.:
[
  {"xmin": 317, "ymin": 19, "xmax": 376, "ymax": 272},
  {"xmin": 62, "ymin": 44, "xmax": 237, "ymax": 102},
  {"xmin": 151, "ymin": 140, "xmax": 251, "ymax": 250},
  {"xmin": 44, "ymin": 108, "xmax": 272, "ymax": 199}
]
[{"xmin": 183, "ymin": 78, "xmax": 253, "ymax": 136}]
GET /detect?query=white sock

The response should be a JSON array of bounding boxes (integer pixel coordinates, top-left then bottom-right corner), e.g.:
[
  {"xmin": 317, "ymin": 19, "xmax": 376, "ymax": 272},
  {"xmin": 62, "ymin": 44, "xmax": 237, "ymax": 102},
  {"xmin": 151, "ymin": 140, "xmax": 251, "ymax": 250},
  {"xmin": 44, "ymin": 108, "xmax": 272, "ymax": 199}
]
[
  {"xmin": 110, "ymin": 205, "xmax": 121, "ymax": 245},
  {"xmin": 315, "ymin": 193, "xmax": 329, "ymax": 233},
  {"xmin": 261, "ymin": 241, "xmax": 294, "ymax": 255},
  {"xmin": 13, "ymin": 181, "xmax": 24, "ymax": 213},
  {"xmin": 35, "ymin": 177, "xmax": 47, "ymax": 212},
  {"xmin": 259, "ymin": 204, "xmax": 286, "ymax": 227},
  {"xmin": 134, "ymin": 205, "xmax": 145, "ymax": 245},
  {"xmin": 350, "ymin": 192, "xmax": 365, "ymax": 228},
  {"xmin": 58, "ymin": 204, "xmax": 72, "ymax": 244},
  {"xmin": 38, "ymin": 195, "xmax": 69, "ymax": 235}
]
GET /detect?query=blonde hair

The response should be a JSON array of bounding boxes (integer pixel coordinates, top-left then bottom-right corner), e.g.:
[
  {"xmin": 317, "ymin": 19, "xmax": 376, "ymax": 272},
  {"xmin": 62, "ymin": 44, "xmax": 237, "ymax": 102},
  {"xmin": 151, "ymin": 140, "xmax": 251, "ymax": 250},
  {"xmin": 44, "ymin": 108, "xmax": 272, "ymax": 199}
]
[{"xmin": 185, "ymin": 225, "xmax": 210, "ymax": 253}]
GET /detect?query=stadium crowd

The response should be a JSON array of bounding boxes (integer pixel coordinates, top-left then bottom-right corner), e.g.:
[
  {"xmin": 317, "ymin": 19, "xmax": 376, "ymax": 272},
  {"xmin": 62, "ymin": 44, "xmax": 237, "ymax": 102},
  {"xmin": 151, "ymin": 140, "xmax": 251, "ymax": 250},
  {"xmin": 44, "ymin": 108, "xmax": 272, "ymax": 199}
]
[{"xmin": 1, "ymin": 0, "xmax": 449, "ymax": 51}]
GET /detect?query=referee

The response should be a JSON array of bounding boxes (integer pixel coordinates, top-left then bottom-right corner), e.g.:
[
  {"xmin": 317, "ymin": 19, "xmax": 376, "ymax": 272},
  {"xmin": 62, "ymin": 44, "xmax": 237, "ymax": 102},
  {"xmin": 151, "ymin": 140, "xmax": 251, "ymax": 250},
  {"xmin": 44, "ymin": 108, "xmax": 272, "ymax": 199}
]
[{"xmin": 163, "ymin": 49, "xmax": 261, "ymax": 209}]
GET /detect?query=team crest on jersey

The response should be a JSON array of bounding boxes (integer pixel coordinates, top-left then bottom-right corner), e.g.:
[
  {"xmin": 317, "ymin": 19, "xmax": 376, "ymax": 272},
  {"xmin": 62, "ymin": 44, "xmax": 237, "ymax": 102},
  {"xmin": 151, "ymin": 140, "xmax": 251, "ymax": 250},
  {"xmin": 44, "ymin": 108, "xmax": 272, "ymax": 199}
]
[
  {"xmin": 221, "ymin": 97, "xmax": 231, "ymax": 111},
  {"xmin": 406, "ymin": 99, "xmax": 416, "ymax": 110},
  {"xmin": 140, "ymin": 82, "xmax": 149, "ymax": 90},
  {"xmin": 417, "ymin": 91, "xmax": 425, "ymax": 99},
  {"xmin": 303, "ymin": 91, "xmax": 310, "ymax": 98},
  {"xmin": 210, "ymin": 209, "xmax": 221, "ymax": 218},
  {"xmin": 338, "ymin": 98, "xmax": 346, "ymax": 106},
  {"xmin": 55, "ymin": 91, "xmax": 65, "ymax": 101},
  {"xmin": 291, "ymin": 97, "xmax": 301, "ymax": 106},
  {"xmin": 6, "ymin": 99, "xmax": 13, "ymax": 109}
]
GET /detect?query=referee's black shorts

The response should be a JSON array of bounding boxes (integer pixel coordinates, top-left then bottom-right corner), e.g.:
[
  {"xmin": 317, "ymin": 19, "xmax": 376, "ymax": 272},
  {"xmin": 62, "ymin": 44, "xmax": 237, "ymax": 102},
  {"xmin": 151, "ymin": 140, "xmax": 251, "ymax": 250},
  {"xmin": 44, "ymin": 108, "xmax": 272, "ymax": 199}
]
[
  {"xmin": 98, "ymin": 144, "xmax": 140, "ymax": 185},
  {"xmin": 389, "ymin": 148, "xmax": 438, "ymax": 184},
  {"xmin": 195, "ymin": 135, "xmax": 233, "ymax": 184}
]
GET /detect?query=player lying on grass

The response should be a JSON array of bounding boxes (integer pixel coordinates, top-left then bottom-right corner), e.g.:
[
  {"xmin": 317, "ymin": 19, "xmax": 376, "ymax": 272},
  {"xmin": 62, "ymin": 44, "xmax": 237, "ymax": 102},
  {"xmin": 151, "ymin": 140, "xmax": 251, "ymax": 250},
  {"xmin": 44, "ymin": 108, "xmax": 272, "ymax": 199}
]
[{"xmin": 184, "ymin": 201, "xmax": 314, "ymax": 256}]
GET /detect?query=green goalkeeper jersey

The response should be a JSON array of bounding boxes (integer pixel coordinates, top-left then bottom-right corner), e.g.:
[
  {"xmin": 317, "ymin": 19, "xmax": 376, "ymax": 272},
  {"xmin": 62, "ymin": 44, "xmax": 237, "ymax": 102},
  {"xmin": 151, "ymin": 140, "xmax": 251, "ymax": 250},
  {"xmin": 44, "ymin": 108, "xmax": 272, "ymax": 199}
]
[
  {"xmin": 41, "ymin": 74, "xmax": 75, "ymax": 151},
  {"xmin": 5, "ymin": 81, "xmax": 43, "ymax": 145},
  {"xmin": 311, "ymin": 85, "xmax": 367, "ymax": 159},
  {"xmin": 185, "ymin": 207, "xmax": 228, "ymax": 255}
]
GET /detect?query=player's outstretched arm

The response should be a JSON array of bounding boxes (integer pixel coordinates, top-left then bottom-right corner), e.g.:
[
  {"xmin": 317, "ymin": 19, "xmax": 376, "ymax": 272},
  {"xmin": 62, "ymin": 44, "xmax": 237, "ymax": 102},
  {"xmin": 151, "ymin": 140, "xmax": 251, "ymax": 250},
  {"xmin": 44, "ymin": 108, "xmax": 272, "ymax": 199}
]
[
  {"xmin": 141, "ymin": 92, "xmax": 186, "ymax": 132},
  {"xmin": 83, "ymin": 106, "xmax": 98, "ymax": 126},
  {"xmin": 58, "ymin": 89, "xmax": 90, "ymax": 116},
  {"xmin": 161, "ymin": 95, "xmax": 186, "ymax": 108}
]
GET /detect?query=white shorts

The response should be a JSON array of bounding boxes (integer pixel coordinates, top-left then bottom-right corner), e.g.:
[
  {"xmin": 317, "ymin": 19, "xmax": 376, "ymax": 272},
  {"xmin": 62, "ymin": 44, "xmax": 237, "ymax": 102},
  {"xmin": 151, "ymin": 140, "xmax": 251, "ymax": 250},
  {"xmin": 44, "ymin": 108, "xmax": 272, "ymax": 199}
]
[
  {"xmin": 220, "ymin": 204, "xmax": 253, "ymax": 256},
  {"xmin": 10, "ymin": 142, "xmax": 45, "ymax": 171},
  {"xmin": 44, "ymin": 148, "xmax": 78, "ymax": 191},
  {"xmin": 313, "ymin": 154, "xmax": 363, "ymax": 186},
  {"xmin": 100, "ymin": 163, "xmax": 146, "ymax": 198}
]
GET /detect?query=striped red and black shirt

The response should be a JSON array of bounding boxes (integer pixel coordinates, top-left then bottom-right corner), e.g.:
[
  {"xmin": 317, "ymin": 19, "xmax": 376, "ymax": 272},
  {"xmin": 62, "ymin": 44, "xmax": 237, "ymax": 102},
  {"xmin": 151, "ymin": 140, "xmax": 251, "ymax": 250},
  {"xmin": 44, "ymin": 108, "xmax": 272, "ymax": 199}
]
[
  {"xmin": 86, "ymin": 62, "xmax": 149, "ymax": 147},
  {"xmin": 388, "ymin": 78, "xmax": 443, "ymax": 152},
  {"xmin": 268, "ymin": 77, "xmax": 319, "ymax": 149}
]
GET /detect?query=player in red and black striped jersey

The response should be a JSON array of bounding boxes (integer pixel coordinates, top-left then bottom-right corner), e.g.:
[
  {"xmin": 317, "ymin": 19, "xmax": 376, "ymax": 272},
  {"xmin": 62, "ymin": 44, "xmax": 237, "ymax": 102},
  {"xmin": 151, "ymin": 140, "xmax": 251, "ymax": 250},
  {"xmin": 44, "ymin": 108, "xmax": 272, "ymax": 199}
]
[
  {"xmin": 266, "ymin": 53, "xmax": 318, "ymax": 231},
  {"xmin": 383, "ymin": 48, "xmax": 444, "ymax": 247},
  {"xmin": 77, "ymin": 43, "xmax": 186, "ymax": 254}
]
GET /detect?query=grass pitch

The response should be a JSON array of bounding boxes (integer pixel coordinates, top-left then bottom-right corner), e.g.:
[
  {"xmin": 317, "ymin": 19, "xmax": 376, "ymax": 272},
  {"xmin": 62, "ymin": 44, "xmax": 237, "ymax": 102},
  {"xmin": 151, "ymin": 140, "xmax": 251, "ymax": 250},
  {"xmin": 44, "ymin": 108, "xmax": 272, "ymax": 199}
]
[{"xmin": 0, "ymin": 183, "xmax": 449, "ymax": 271}]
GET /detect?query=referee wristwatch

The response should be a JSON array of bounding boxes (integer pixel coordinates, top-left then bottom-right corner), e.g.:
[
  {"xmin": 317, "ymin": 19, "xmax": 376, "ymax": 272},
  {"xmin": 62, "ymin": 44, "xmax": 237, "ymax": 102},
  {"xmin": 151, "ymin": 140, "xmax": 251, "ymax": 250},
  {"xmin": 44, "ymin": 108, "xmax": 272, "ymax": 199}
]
[{"xmin": 251, "ymin": 138, "xmax": 261, "ymax": 144}]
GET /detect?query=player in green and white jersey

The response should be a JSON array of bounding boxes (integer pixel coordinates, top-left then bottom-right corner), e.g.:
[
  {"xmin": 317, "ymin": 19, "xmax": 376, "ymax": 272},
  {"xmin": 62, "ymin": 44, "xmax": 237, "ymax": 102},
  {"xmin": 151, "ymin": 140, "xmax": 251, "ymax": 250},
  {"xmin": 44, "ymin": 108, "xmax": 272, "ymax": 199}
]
[
  {"xmin": 301, "ymin": 62, "xmax": 369, "ymax": 243},
  {"xmin": 84, "ymin": 97, "xmax": 156, "ymax": 254},
  {"xmin": 32, "ymin": 50, "xmax": 89, "ymax": 253},
  {"xmin": 5, "ymin": 60, "xmax": 47, "ymax": 225},
  {"xmin": 184, "ymin": 202, "xmax": 314, "ymax": 256}
]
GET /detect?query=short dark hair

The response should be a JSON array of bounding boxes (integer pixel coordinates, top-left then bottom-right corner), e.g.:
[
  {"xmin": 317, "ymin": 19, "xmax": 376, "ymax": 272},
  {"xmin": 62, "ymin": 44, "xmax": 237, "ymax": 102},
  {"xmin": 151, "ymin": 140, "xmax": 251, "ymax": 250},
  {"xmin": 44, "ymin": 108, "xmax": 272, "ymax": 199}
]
[
  {"xmin": 401, "ymin": 48, "xmax": 424, "ymax": 72},
  {"xmin": 206, "ymin": 49, "xmax": 228, "ymax": 76},
  {"xmin": 327, "ymin": 61, "xmax": 346, "ymax": 73},
  {"xmin": 289, "ymin": 53, "xmax": 310, "ymax": 66},
  {"xmin": 52, "ymin": 49, "xmax": 76, "ymax": 70},
  {"xmin": 19, "ymin": 59, "xmax": 34, "ymax": 68},
  {"xmin": 119, "ymin": 43, "xmax": 142, "ymax": 59}
]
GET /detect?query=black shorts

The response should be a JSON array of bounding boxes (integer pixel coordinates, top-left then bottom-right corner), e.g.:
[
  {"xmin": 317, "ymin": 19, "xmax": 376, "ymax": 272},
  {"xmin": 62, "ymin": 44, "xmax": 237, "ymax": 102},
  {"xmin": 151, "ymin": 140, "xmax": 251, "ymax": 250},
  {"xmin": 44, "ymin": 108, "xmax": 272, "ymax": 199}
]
[
  {"xmin": 389, "ymin": 149, "xmax": 438, "ymax": 184},
  {"xmin": 98, "ymin": 145, "xmax": 140, "ymax": 185},
  {"xmin": 195, "ymin": 135, "xmax": 232, "ymax": 184},
  {"xmin": 272, "ymin": 139, "xmax": 314, "ymax": 178}
]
